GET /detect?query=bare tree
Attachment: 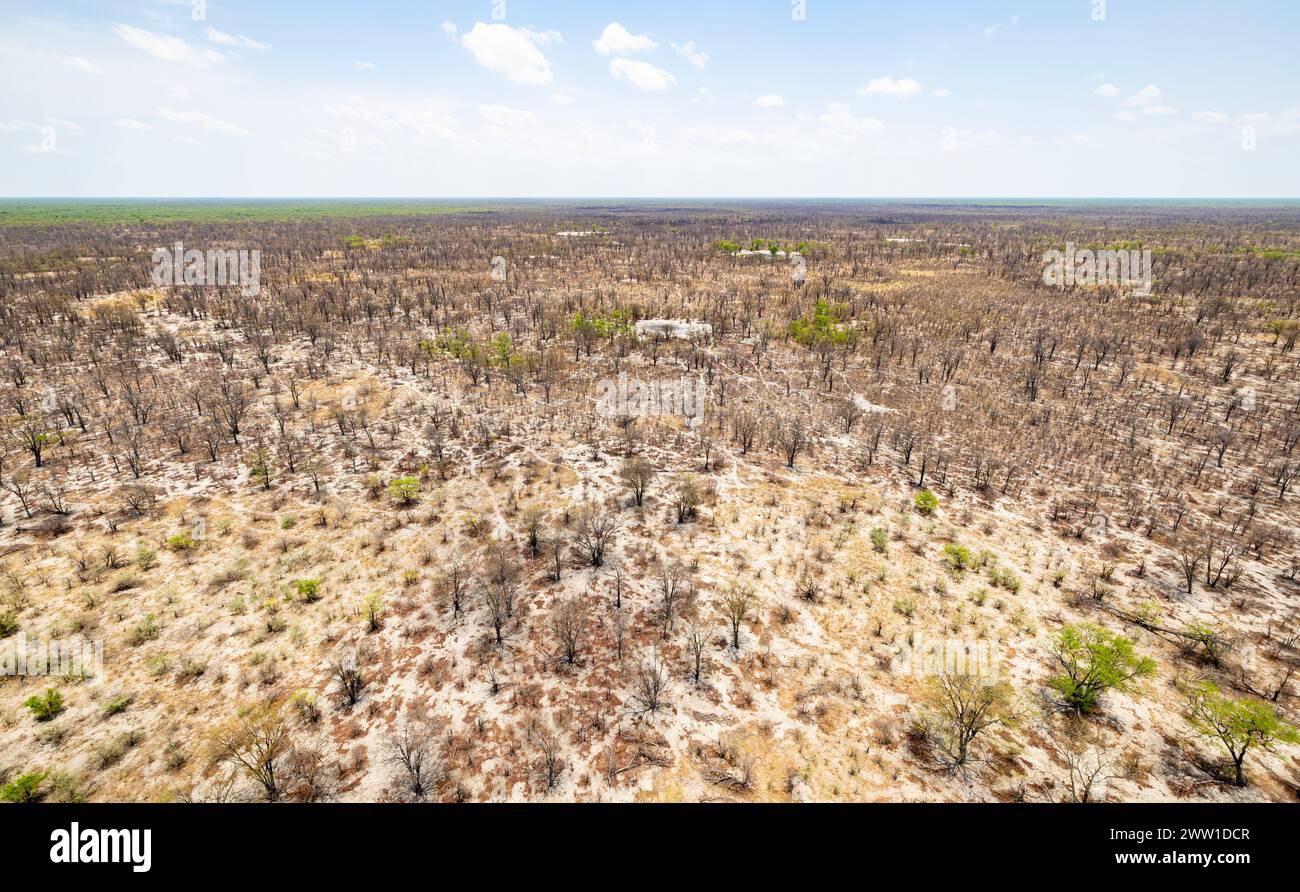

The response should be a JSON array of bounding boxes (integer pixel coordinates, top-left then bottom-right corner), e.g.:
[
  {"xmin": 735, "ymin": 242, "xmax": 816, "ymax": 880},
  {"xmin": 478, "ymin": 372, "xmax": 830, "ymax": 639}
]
[
  {"xmin": 720, "ymin": 583, "xmax": 756, "ymax": 650},
  {"xmin": 387, "ymin": 716, "xmax": 442, "ymax": 801},
  {"xmin": 774, "ymin": 416, "xmax": 808, "ymax": 468},
  {"xmin": 329, "ymin": 646, "xmax": 371, "ymax": 707},
  {"xmin": 571, "ymin": 507, "xmax": 619, "ymax": 567},
  {"xmin": 619, "ymin": 456, "xmax": 657, "ymax": 508},
  {"xmin": 550, "ymin": 597, "xmax": 588, "ymax": 666},
  {"xmin": 633, "ymin": 659, "xmax": 668, "ymax": 714}
]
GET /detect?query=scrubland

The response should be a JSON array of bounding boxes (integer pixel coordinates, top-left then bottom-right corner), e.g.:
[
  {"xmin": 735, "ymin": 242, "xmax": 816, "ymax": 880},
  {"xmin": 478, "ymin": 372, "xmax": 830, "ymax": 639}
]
[{"xmin": 0, "ymin": 202, "xmax": 1298, "ymax": 802}]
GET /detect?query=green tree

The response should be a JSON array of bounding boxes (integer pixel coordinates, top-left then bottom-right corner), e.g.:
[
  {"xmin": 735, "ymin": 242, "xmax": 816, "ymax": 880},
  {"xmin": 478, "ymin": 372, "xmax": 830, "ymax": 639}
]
[
  {"xmin": 1182, "ymin": 681, "xmax": 1300, "ymax": 786},
  {"xmin": 1048, "ymin": 623, "xmax": 1155, "ymax": 713},
  {"xmin": 388, "ymin": 476, "xmax": 421, "ymax": 506},
  {"xmin": 489, "ymin": 331, "xmax": 516, "ymax": 368}
]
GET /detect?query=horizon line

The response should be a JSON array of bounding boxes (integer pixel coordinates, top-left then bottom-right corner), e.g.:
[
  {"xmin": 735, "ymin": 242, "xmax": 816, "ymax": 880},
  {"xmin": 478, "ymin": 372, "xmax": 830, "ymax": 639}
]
[{"xmin": 4, "ymin": 196, "xmax": 1300, "ymax": 203}]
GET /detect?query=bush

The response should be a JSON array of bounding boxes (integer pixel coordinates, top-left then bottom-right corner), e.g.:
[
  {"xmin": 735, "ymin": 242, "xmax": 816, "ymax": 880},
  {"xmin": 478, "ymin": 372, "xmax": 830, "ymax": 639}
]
[
  {"xmin": 292, "ymin": 579, "xmax": 322, "ymax": 602},
  {"xmin": 25, "ymin": 688, "xmax": 65, "ymax": 722},
  {"xmin": 128, "ymin": 613, "xmax": 160, "ymax": 646},
  {"xmin": 870, "ymin": 527, "xmax": 888, "ymax": 553},
  {"xmin": 914, "ymin": 489, "xmax": 939, "ymax": 515},
  {"xmin": 943, "ymin": 543, "xmax": 971, "ymax": 571},
  {"xmin": 135, "ymin": 544, "xmax": 157, "ymax": 571},
  {"xmin": 103, "ymin": 695, "xmax": 132, "ymax": 717},
  {"xmin": 988, "ymin": 565, "xmax": 1022, "ymax": 593},
  {"xmin": 1048, "ymin": 623, "xmax": 1155, "ymax": 713},
  {"xmin": 0, "ymin": 609, "xmax": 18, "ymax": 638},
  {"xmin": 166, "ymin": 531, "xmax": 196, "ymax": 552},
  {"xmin": 0, "ymin": 770, "xmax": 48, "ymax": 803}
]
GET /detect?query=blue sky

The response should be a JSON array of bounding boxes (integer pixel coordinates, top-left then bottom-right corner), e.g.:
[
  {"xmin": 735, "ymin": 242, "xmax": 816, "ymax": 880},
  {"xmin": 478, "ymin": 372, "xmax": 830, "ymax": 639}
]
[{"xmin": 1, "ymin": 0, "xmax": 1298, "ymax": 197}]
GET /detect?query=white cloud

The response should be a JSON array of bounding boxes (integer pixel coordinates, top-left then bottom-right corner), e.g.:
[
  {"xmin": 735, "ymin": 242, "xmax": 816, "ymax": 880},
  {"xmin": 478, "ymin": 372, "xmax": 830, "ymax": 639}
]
[
  {"xmin": 62, "ymin": 56, "xmax": 99, "ymax": 74},
  {"xmin": 441, "ymin": 22, "xmax": 458, "ymax": 37},
  {"xmin": 321, "ymin": 97, "xmax": 474, "ymax": 148},
  {"xmin": 671, "ymin": 41, "xmax": 708, "ymax": 68},
  {"xmin": 858, "ymin": 76, "xmax": 921, "ymax": 98},
  {"xmin": 593, "ymin": 22, "xmax": 657, "ymax": 56},
  {"xmin": 204, "ymin": 27, "xmax": 271, "ymax": 51},
  {"xmin": 941, "ymin": 127, "xmax": 1005, "ymax": 151},
  {"xmin": 157, "ymin": 106, "xmax": 248, "ymax": 136},
  {"xmin": 609, "ymin": 57, "xmax": 675, "ymax": 91},
  {"xmin": 931, "ymin": 88, "xmax": 952, "ymax": 98},
  {"xmin": 113, "ymin": 117, "xmax": 153, "ymax": 131},
  {"xmin": 459, "ymin": 22, "xmax": 555, "ymax": 85},
  {"xmin": 355, "ymin": 61, "xmax": 376, "ymax": 70},
  {"xmin": 113, "ymin": 24, "xmax": 224, "ymax": 67},
  {"xmin": 691, "ymin": 86, "xmax": 716, "ymax": 105},
  {"xmin": 1143, "ymin": 105, "xmax": 1178, "ymax": 116},
  {"xmin": 168, "ymin": 85, "xmax": 191, "ymax": 99},
  {"xmin": 550, "ymin": 92, "xmax": 575, "ymax": 105},
  {"xmin": 1123, "ymin": 83, "xmax": 1164, "ymax": 108},
  {"xmin": 754, "ymin": 94, "xmax": 785, "ymax": 108},
  {"xmin": 479, "ymin": 104, "xmax": 541, "ymax": 129},
  {"xmin": 172, "ymin": 136, "xmax": 205, "ymax": 146},
  {"xmin": 1094, "ymin": 83, "xmax": 1120, "ymax": 98},
  {"xmin": 680, "ymin": 126, "xmax": 764, "ymax": 148},
  {"xmin": 818, "ymin": 102, "xmax": 883, "ymax": 139},
  {"xmin": 1193, "ymin": 110, "xmax": 1229, "ymax": 124}
]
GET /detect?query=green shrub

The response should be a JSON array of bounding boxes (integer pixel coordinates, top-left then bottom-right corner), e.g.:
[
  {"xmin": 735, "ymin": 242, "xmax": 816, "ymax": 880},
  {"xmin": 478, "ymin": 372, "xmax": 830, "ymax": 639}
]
[
  {"xmin": 128, "ymin": 613, "xmax": 160, "ymax": 646},
  {"xmin": 988, "ymin": 565, "xmax": 1022, "ymax": 593},
  {"xmin": 103, "ymin": 695, "xmax": 132, "ymax": 717},
  {"xmin": 943, "ymin": 543, "xmax": 971, "ymax": 571},
  {"xmin": 869, "ymin": 527, "xmax": 888, "ymax": 553},
  {"xmin": 292, "ymin": 579, "xmax": 322, "ymax": 602},
  {"xmin": 25, "ymin": 688, "xmax": 65, "ymax": 722},
  {"xmin": 166, "ymin": 531, "xmax": 196, "ymax": 551},
  {"xmin": 914, "ymin": 489, "xmax": 939, "ymax": 515},
  {"xmin": 0, "ymin": 771, "xmax": 49, "ymax": 803},
  {"xmin": 0, "ymin": 609, "xmax": 18, "ymax": 638},
  {"xmin": 135, "ymin": 544, "xmax": 158, "ymax": 571}
]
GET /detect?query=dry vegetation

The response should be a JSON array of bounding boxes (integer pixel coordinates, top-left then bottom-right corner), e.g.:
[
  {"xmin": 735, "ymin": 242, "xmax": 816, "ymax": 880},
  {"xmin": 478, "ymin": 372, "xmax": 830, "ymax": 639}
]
[{"xmin": 1, "ymin": 201, "xmax": 1299, "ymax": 803}]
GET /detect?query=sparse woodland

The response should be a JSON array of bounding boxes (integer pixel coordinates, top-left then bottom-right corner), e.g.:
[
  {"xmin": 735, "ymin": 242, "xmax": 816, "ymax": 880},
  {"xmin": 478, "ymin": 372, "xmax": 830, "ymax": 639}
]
[{"xmin": 1, "ymin": 202, "xmax": 1298, "ymax": 803}]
